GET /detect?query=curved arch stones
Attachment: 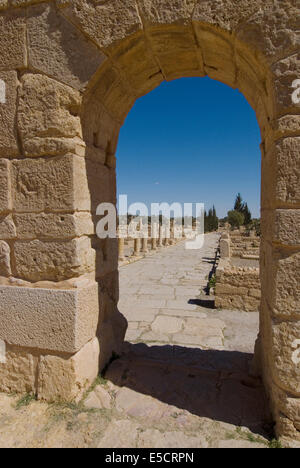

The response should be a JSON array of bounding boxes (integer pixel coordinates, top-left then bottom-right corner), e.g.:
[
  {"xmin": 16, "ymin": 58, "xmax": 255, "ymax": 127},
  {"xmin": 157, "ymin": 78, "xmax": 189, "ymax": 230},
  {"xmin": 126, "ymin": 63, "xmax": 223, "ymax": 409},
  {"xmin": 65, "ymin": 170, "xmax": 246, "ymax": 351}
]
[{"xmin": 0, "ymin": 0, "xmax": 299, "ymax": 446}]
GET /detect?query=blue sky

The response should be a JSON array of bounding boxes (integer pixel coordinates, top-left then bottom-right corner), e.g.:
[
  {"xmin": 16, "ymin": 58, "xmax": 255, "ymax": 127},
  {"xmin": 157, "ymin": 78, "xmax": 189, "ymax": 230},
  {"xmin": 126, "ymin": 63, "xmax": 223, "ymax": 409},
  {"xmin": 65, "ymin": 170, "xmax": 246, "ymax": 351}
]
[{"xmin": 116, "ymin": 77, "xmax": 261, "ymax": 219}]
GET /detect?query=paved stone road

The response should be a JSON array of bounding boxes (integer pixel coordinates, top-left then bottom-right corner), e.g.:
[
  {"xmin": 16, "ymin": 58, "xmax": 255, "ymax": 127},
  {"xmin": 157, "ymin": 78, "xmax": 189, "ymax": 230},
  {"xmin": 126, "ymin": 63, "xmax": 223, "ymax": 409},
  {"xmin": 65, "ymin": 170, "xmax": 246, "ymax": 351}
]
[
  {"xmin": 119, "ymin": 233, "xmax": 226, "ymax": 349},
  {"xmin": 0, "ymin": 234, "xmax": 274, "ymax": 448}
]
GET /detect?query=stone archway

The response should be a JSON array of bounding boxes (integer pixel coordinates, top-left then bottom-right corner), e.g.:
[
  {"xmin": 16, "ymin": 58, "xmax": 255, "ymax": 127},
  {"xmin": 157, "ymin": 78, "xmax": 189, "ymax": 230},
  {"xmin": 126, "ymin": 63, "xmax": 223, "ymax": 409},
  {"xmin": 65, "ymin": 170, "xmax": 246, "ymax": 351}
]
[{"xmin": 0, "ymin": 0, "xmax": 298, "ymax": 445}]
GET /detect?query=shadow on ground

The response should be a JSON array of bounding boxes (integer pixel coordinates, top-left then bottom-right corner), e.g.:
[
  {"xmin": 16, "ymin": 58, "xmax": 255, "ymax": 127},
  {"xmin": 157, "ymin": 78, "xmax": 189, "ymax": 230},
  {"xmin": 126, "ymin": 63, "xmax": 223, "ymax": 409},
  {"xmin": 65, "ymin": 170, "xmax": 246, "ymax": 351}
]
[{"xmin": 104, "ymin": 343, "xmax": 273, "ymax": 438}]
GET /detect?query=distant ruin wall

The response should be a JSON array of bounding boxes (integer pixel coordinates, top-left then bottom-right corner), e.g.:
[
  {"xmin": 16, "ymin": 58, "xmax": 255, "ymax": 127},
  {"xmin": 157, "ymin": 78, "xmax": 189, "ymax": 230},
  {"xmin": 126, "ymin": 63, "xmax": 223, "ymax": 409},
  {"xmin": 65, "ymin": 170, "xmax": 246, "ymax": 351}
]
[
  {"xmin": 230, "ymin": 230, "xmax": 260, "ymax": 258},
  {"xmin": 215, "ymin": 259, "xmax": 261, "ymax": 312}
]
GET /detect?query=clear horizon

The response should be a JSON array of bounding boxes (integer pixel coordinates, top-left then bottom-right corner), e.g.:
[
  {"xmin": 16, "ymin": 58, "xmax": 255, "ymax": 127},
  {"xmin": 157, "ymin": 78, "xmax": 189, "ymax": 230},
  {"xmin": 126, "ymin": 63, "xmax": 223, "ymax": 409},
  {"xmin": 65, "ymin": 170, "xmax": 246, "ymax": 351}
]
[{"xmin": 116, "ymin": 76, "xmax": 261, "ymax": 219}]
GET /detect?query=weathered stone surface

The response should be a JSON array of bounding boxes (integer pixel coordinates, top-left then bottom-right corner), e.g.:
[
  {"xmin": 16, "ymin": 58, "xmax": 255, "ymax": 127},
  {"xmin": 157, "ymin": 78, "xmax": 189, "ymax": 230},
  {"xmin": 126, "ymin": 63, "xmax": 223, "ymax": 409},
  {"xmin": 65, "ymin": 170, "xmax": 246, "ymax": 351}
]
[
  {"xmin": 0, "ymin": 159, "xmax": 11, "ymax": 213},
  {"xmin": 86, "ymin": 158, "xmax": 116, "ymax": 211},
  {"xmin": 38, "ymin": 337, "xmax": 100, "ymax": 402},
  {"xmin": 272, "ymin": 54, "xmax": 300, "ymax": 115},
  {"xmin": 14, "ymin": 213, "xmax": 94, "ymax": 240},
  {"xmin": 0, "ymin": 71, "xmax": 19, "ymax": 157},
  {"xmin": 194, "ymin": 25, "xmax": 235, "ymax": 86},
  {"xmin": 264, "ymin": 249, "xmax": 300, "ymax": 319},
  {"xmin": 111, "ymin": 35, "xmax": 163, "ymax": 97},
  {"xmin": 220, "ymin": 238, "xmax": 231, "ymax": 258},
  {"xmin": 0, "ymin": 11, "xmax": 26, "ymax": 70},
  {"xmin": 193, "ymin": 0, "xmax": 260, "ymax": 31},
  {"xmin": 235, "ymin": 1, "xmax": 299, "ymax": 64},
  {"xmin": 262, "ymin": 209, "xmax": 300, "ymax": 246},
  {"xmin": 0, "ymin": 240, "xmax": 11, "ymax": 276},
  {"xmin": 95, "ymin": 238, "xmax": 118, "ymax": 278},
  {"xmin": 18, "ymin": 74, "xmax": 82, "ymax": 146},
  {"xmin": 0, "ymin": 282, "xmax": 99, "ymax": 353},
  {"xmin": 139, "ymin": 429, "xmax": 208, "ymax": 448},
  {"xmin": 148, "ymin": 25, "xmax": 203, "ymax": 80},
  {"xmin": 14, "ymin": 236, "xmax": 95, "ymax": 282},
  {"xmin": 60, "ymin": 0, "xmax": 143, "ymax": 50},
  {"xmin": 0, "ymin": 345, "xmax": 36, "ymax": 394},
  {"xmin": 271, "ymin": 321, "xmax": 300, "ymax": 396},
  {"xmin": 274, "ymin": 136, "xmax": 300, "ymax": 204},
  {"xmin": 12, "ymin": 155, "xmax": 90, "ymax": 212},
  {"xmin": 139, "ymin": 0, "xmax": 196, "ymax": 26},
  {"xmin": 23, "ymin": 136, "xmax": 86, "ymax": 158},
  {"xmin": 0, "ymin": 215, "xmax": 16, "ymax": 239},
  {"xmin": 97, "ymin": 419, "xmax": 140, "ymax": 448},
  {"xmin": 27, "ymin": 3, "xmax": 106, "ymax": 90},
  {"xmin": 84, "ymin": 386, "xmax": 112, "ymax": 410},
  {"xmin": 151, "ymin": 315, "xmax": 184, "ymax": 334}
]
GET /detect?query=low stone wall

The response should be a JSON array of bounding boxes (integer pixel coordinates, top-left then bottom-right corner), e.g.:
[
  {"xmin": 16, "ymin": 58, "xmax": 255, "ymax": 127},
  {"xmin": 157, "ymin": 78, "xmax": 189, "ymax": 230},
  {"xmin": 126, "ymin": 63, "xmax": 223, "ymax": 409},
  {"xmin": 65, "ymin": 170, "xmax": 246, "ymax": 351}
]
[
  {"xmin": 215, "ymin": 258, "xmax": 261, "ymax": 312},
  {"xmin": 230, "ymin": 231, "xmax": 260, "ymax": 258}
]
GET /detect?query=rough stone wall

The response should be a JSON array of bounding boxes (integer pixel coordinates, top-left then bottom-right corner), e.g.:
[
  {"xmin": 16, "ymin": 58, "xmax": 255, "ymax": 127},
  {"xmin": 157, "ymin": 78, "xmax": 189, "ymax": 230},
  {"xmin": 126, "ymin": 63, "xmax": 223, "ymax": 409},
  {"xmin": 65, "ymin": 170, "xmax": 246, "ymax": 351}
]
[
  {"xmin": 215, "ymin": 259, "xmax": 261, "ymax": 312},
  {"xmin": 230, "ymin": 232, "xmax": 260, "ymax": 258},
  {"xmin": 0, "ymin": 0, "xmax": 297, "ymax": 444}
]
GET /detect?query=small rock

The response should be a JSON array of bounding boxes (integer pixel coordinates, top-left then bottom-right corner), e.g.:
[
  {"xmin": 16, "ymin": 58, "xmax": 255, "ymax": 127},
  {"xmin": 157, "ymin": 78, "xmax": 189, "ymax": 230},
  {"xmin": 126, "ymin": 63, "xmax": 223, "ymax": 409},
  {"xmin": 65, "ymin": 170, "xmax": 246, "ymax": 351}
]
[
  {"xmin": 94, "ymin": 386, "xmax": 112, "ymax": 409},
  {"xmin": 83, "ymin": 391, "xmax": 102, "ymax": 410}
]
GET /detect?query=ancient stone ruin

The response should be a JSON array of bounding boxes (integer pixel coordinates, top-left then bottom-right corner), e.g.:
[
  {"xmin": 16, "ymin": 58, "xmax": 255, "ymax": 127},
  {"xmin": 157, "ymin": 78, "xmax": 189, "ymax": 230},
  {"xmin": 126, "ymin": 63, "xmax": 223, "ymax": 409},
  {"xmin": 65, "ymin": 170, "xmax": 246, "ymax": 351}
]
[
  {"xmin": 0, "ymin": 0, "xmax": 299, "ymax": 446},
  {"xmin": 216, "ymin": 230, "xmax": 261, "ymax": 312}
]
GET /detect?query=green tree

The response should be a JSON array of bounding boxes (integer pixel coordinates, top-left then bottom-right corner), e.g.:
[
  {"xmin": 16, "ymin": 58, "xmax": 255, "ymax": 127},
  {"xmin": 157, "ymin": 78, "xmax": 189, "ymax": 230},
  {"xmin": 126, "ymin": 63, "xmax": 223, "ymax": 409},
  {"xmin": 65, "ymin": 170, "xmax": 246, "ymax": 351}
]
[
  {"xmin": 234, "ymin": 193, "xmax": 243, "ymax": 212},
  {"xmin": 228, "ymin": 210, "xmax": 245, "ymax": 229},
  {"xmin": 242, "ymin": 202, "xmax": 252, "ymax": 225},
  {"xmin": 204, "ymin": 207, "xmax": 219, "ymax": 232}
]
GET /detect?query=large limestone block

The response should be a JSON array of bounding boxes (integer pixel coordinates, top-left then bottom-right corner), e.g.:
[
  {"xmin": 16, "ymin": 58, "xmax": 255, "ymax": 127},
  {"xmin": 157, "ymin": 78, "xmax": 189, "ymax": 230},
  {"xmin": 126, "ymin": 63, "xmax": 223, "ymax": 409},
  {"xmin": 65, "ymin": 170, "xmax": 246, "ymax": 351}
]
[
  {"xmin": 235, "ymin": 1, "xmax": 299, "ymax": 64},
  {"xmin": 215, "ymin": 283, "xmax": 248, "ymax": 296},
  {"xmin": 193, "ymin": 0, "xmax": 260, "ymax": 32},
  {"xmin": 0, "ymin": 281, "xmax": 99, "ymax": 353},
  {"xmin": 0, "ymin": 71, "xmax": 19, "ymax": 157},
  {"xmin": 263, "ymin": 137, "xmax": 300, "ymax": 207},
  {"xmin": 14, "ymin": 212, "xmax": 94, "ymax": 240},
  {"xmin": 262, "ymin": 248, "xmax": 300, "ymax": 319},
  {"xmin": 23, "ymin": 135, "xmax": 86, "ymax": 158},
  {"xmin": 111, "ymin": 35, "xmax": 163, "ymax": 98},
  {"xmin": 138, "ymin": 0, "xmax": 196, "ymax": 26},
  {"xmin": 193, "ymin": 1, "xmax": 298, "ymax": 64},
  {"xmin": 0, "ymin": 345, "xmax": 36, "ymax": 394},
  {"xmin": 0, "ymin": 215, "xmax": 16, "ymax": 239},
  {"xmin": 38, "ymin": 337, "xmax": 100, "ymax": 402},
  {"xmin": 262, "ymin": 136, "xmax": 300, "ymax": 208},
  {"xmin": 14, "ymin": 236, "xmax": 95, "ymax": 282},
  {"xmin": 147, "ymin": 25, "xmax": 203, "ymax": 80},
  {"xmin": 193, "ymin": 26, "xmax": 236, "ymax": 87},
  {"xmin": 27, "ymin": 3, "xmax": 105, "ymax": 90},
  {"xmin": 86, "ymin": 158, "xmax": 116, "ymax": 211},
  {"xmin": 18, "ymin": 74, "xmax": 82, "ymax": 151},
  {"xmin": 12, "ymin": 155, "xmax": 91, "ymax": 213},
  {"xmin": 0, "ymin": 159, "xmax": 11, "ymax": 213},
  {"xmin": 272, "ymin": 54, "xmax": 300, "ymax": 116},
  {"xmin": 0, "ymin": 10, "xmax": 26, "ymax": 70},
  {"xmin": 262, "ymin": 209, "xmax": 300, "ymax": 246},
  {"xmin": 271, "ymin": 320, "xmax": 300, "ymax": 397},
  {"xmin": 0, "ymin": 240, "xmax": 11, "ymax": 276},
  {"xmin": 94, "ymin": 238, "xmax": 118, "ymax": 278},
  {"xmin": 84, "ymin": 65, "xmax": 134, "ymax": 123},
  {"xmin": 59, "ymin": 0, "xmax": 143, "ymax": 51}
]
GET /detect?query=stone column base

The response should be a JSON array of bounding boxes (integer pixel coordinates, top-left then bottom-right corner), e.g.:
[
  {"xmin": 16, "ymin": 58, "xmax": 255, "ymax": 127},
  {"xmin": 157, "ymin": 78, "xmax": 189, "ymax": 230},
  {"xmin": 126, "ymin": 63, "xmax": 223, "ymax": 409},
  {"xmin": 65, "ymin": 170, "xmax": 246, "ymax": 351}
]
[
  {"xmin": 0, "ymin": 281, "xmax": 127, "ymax": 402},
  {"xmin": 0, "ymin": 338, "xmax": 100, "ymax": 402}
]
